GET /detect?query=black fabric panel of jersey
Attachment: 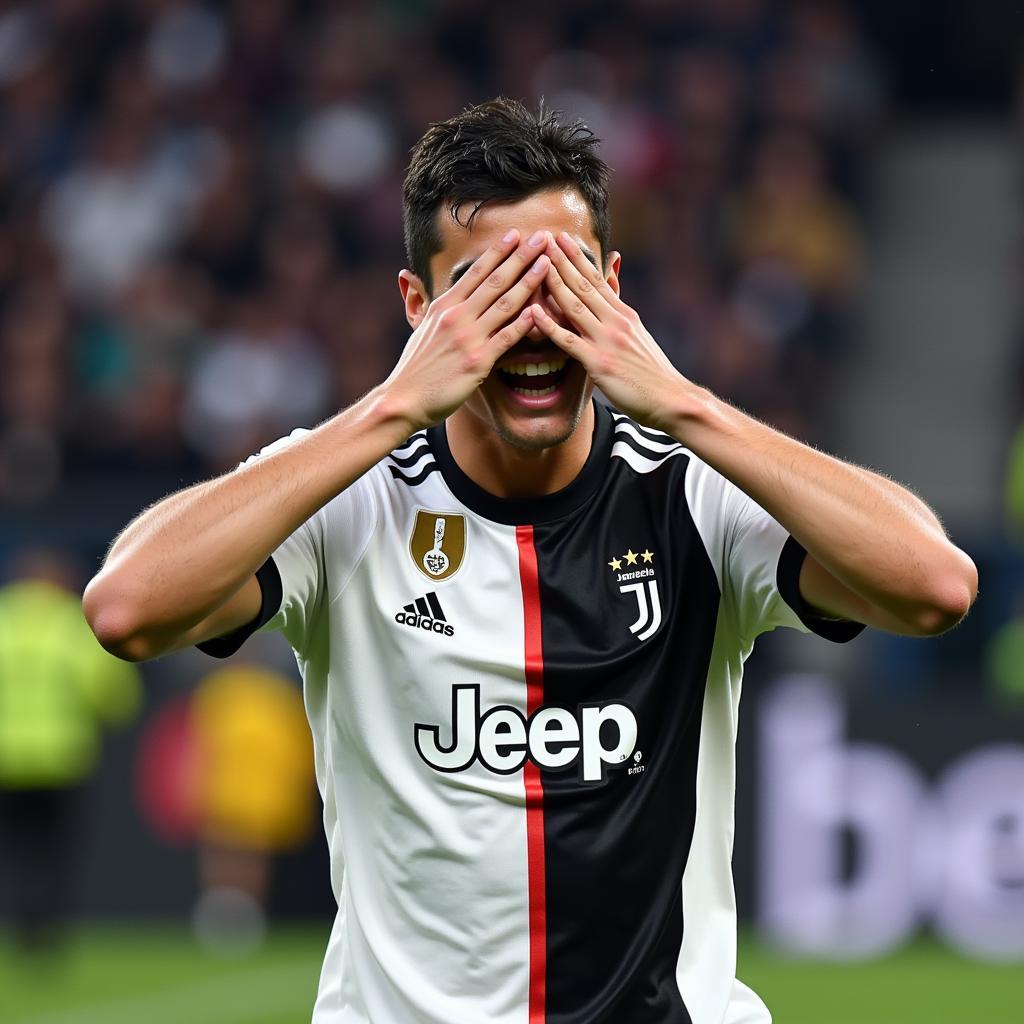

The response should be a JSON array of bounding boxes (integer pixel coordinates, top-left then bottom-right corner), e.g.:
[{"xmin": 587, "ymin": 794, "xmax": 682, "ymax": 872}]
[
  {"xmin": 531, "ymin": 452, "xmax": 714, "ymax": 1024},
  {"xmin": 195, "ymin": 557, "xmax": 283, "ymax": 658},
  {"xmin": 427, "ymin": 401, "xmax": 614, "ymax": 525},
  {"xmin": 776, "ymin": 535, "xmax": 866, "ymax": 643}
]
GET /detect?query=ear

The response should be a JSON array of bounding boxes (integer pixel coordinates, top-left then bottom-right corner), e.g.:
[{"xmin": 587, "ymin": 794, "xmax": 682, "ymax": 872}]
[
  {"xmin": 604, "ymin": 251, "xmax": 622, "ymax": 297},
  {"xmin": 398, "ymin": 270, "xmax": 430, "ymax": 329}
]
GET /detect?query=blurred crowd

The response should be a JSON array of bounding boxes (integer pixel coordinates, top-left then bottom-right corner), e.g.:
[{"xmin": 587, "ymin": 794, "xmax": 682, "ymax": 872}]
[{"xmin": 0, "ymin": 0, "xmax": 885, "ymax": 503}]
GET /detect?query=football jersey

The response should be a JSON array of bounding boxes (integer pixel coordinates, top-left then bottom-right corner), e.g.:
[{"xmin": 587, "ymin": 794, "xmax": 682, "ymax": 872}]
[{"xmin": 199, "ymin": 401, "xmax": 863, "ymax": 1024}]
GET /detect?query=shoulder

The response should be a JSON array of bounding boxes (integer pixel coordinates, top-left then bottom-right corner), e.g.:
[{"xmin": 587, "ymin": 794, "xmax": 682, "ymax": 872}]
[
  {"xmin": 242, "ymin": 426, "xmax": 439, "ymax": 502},
  {"xmin": 605, "ymin": 412, "xmax": 736, "ymax": 504},
  {"xmin": 605, "ymin": 409, "xmax": 746, "ymax": 543}
]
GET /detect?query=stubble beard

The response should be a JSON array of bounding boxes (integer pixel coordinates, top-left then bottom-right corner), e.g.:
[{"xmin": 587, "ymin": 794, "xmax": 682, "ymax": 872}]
[{"xmin": 490, "ymin": 393, "xmax": 589, "ymax": 452}]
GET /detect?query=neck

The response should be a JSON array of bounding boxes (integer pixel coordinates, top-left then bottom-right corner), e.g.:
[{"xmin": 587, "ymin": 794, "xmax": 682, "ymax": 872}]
[{"xmin": 445, "ymin": 403, "xmax": 596, "ymax": 499}]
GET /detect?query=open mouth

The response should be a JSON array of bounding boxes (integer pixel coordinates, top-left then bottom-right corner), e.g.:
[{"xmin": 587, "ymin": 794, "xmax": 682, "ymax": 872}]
[{"xmin": 497, "ymin": 357, "xmax": 570, "ymax": 397}]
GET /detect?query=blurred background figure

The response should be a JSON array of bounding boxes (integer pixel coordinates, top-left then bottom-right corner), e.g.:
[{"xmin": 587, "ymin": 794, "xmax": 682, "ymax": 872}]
[
  {"xmin": 189, "ymin": 664, "xmax": 315, "ymax": 955},
  {"xmin": 133, "ymin": 661, "xmax": 317, "ymax": 957},
  {"xmin": 0, "ymin": 549, "xmax": 139, "ymax": 952}
]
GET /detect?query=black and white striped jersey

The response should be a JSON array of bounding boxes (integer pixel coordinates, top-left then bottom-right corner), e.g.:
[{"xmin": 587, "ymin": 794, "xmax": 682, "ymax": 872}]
[{"xmin": 199, "ymin": 401, "xmax": 862, "ymax": 1024}]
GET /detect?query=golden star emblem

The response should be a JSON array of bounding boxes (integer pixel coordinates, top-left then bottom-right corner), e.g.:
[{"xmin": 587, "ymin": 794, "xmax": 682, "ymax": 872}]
[
  {"xmin": 641, "ymin": 549, "xmax": 654, "ymax": 563},
  {"xmin": 624, "ymin": 549, "xmax": 638, "ymax": 565},
  {"xmin": 608, "ymin": 556, "xmax": 622, "ymax": 571}
]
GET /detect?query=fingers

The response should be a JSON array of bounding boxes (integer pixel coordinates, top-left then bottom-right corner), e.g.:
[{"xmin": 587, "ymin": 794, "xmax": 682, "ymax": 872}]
[
  {"xmin": 541, "ymin": 261, "xmax": 602, "ymax": 335},
  {"xmin": 478, "ymin": 251, "xmax": 551, "ymax": 335},
  {"xmin": 463, "ymin": 229, "xmax": 549, "ymax": 317},
  {"xmin": 444, "ymin": 228, "xmax": 522, "ymax": 304},
  {"xmin": 551, "ymin": 231, "xmax": 623, "ymax": 316},
  {"xmin": 542, "ymin": 232, "xmax": 607, "ymax": 319}
]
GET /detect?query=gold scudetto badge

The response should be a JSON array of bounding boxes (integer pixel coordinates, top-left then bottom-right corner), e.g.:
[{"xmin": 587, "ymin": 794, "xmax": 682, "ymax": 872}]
[{"xmin": 410, "ymin": 510, "xmax": 466, "ymax": 581}]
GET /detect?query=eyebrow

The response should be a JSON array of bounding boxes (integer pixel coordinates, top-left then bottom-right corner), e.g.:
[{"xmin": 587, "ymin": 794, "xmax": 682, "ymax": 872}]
[{"xmin": 448, "ymin": 243, "xmax": 601, "ymax": 287}]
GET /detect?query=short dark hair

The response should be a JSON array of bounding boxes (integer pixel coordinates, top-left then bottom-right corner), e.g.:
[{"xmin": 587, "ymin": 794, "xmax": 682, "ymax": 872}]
[{"xmin": 402, "ymin": 97, "xmax": 611, "ymax": 294}]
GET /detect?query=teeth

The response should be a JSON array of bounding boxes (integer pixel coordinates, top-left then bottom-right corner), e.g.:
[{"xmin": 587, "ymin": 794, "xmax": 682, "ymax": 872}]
[
  {"xmin": 501, "ymin": 359, "xmax": 567, "ymax": 377},
  {"xmin": 512, "ymin": 385, "xmax": 557, "ymax": 396}
]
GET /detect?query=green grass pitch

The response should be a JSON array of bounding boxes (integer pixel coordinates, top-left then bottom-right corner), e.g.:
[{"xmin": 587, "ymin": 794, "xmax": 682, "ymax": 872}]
[{"xmin": 0, "ymin": 925, "xmax": 1019, "ymax": 1023}]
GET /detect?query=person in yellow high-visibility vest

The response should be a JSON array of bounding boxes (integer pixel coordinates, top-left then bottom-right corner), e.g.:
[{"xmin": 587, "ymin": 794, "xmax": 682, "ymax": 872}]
[
  {"xmin": 0, "ymin": 550, "xmax": 140, "ymax": 949},
  {"xmin": 189, "ymin": 663, "xmax": 315, "ymax": 953}
]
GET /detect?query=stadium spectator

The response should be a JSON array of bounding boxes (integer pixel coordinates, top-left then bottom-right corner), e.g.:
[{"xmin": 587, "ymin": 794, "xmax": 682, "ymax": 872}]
[{"xmin": 0, "ymin": 549, "xmax": 140, "ymax": 950}]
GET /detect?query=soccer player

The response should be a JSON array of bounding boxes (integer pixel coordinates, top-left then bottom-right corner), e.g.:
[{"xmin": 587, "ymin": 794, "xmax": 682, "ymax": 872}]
[{"xmin": 84, "ymin": 99, "xmax": 977, "ymax": 1023}]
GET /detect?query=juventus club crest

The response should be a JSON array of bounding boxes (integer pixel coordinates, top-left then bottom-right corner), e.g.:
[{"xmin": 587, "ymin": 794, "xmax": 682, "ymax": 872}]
[
  {"xmin": 608, "ymin": 546, "xmax": 662, "ymax": 642},
  {"xmin": 410, "ymin": 509, "xmax": 466, "ymax": 582}
]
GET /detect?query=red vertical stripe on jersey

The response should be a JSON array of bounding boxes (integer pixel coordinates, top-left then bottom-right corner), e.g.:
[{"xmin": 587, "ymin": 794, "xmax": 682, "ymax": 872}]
[{"xmin": 516, "ymin": 524, "xmax": 546, "ymax": 1024}]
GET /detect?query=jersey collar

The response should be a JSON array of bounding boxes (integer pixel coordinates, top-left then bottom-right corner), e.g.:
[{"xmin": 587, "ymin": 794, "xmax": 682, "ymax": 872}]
[{"xmin": 426, "ymin": 400, "xmax": 613, "ymax": 526}]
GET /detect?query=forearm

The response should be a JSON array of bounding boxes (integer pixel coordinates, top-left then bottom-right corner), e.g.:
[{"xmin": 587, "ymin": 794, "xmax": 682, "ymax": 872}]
[
  {"xmin": 84, "ymin": 387, "xmax": 413, "ymax": 647},
  {"xmin": 667, "ymin": 385, "xmax": 977, "ymax": 628}
]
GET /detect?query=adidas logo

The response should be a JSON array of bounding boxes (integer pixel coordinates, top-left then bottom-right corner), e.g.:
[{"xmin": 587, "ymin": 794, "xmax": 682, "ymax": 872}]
[{"xmin": 395, "ymin": 592, "xmax": 454, "ymax": 637}]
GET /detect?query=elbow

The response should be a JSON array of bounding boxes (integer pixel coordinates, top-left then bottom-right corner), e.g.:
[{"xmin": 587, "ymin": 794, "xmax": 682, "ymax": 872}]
[
  {"xmin": 910, "ymin": 549, "xmax": 979, "ymax": 637},
  {"xmin": 95, "ymin": 626, "xmax": 157, "ymax": 664},
  {"xmin": 82, "ymin": 576, "xmax": 158, "ymax": 662}
]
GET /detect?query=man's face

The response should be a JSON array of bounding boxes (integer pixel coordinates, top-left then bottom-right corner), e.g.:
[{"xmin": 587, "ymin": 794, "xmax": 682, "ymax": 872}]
[{"xmin": 407, "ymin": 187, "xmax": 619, "ymax": 452}]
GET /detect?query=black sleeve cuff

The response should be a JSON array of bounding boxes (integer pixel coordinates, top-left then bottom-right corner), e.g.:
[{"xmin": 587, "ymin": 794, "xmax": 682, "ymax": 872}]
[
  {"xmin": 196, "ymin": 557, "xmax": 284, "ymax": 659},
  {"xmin": 776, "ymin": 536, "xmax": 865, "ymax": 644}
]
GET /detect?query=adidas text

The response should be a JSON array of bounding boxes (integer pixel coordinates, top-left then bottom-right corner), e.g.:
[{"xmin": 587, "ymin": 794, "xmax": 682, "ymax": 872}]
[{"xmin": 395, "ymin": 611, "xmax": 454, "ymax": 636}]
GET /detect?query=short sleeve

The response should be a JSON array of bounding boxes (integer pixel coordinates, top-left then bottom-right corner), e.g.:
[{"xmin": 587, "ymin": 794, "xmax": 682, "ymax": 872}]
[
  {"xmin": 259, "ymin": 511, "xmax": 324, "ymax": 652},
  {"xmin": 196, "ymin": 557, "xmax": 285, "ymax": 658},
  {"xmin": 683, "ymin": 452, "xmax": 864, "ymax": 645},
  {"xmin": 197, "ymin": 428, "xmax": 378, "ymax": 658},
  {"xmin": 774, "ymin": 534, "xmax": 865, "ymax": 643}
]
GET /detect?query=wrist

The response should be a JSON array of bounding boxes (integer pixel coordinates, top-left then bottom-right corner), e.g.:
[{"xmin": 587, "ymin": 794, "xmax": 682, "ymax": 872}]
[
  {"xmin": 657, "ymin": 380, "xmax": 721, "ymax": 441},
  {"xmin": 356, "ymin": 385, "xmax": 428, "ymax": 444}
]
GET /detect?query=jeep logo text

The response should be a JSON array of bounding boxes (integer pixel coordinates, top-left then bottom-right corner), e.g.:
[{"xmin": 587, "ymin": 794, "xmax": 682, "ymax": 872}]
[{"xmin": 414, "ymin": 685, "xmax": 638, "ymax": 784}]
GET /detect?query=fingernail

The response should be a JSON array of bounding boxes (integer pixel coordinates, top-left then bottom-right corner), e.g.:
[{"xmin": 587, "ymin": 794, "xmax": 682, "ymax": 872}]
[
  {"xmin": 502, "ymin": 229, "xmax": 518, "ymax": 243},
  {"xmin": 531, "ymin": 254, "xmax": 549, "ymax": 274},
  {"xmin": 559, "ymin": 231, "xmax": 573, "ymax": 246},
  {"xmin": 528, "ymin": 230, "xmax": 545, "ymax": 246}
]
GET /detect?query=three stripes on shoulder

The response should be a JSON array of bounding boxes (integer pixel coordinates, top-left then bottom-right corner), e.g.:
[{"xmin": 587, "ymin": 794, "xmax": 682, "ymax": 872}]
[
  {"xmin": 610, "ymin": 414, "xmax": 685, "ymax": 474},
  {"xmin": 389, "ymin": 431, "xmax": 438, "ymax": 486}
]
